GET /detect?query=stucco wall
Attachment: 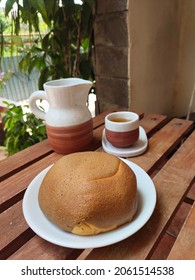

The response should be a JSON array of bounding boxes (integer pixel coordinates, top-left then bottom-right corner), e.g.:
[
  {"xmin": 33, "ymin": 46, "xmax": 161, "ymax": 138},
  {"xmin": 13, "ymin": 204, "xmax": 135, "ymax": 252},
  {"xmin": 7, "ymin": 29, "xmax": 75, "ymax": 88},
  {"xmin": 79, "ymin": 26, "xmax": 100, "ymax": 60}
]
[
  {"xmin": 129, "ymin": 0, "xmax": 182, "ymax": 116},
  {"xmin": 172, "ymin": 0, "xmax": 195, "ymax": 117}
]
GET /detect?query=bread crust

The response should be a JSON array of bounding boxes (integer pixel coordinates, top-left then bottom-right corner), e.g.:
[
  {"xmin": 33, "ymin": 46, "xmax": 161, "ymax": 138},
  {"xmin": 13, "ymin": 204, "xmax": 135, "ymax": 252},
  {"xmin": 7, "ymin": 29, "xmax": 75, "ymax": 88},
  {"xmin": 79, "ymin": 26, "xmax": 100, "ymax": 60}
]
[{"xmin": 38, "ymin": 152, "xmax": 137, "ymax": 235}]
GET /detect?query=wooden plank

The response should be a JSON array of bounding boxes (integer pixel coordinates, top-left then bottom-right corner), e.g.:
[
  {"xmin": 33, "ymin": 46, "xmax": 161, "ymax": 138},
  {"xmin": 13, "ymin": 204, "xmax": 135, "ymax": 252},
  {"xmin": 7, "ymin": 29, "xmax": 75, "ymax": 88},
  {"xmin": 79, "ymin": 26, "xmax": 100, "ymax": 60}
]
[
  {"xmin": 167, "ymin": 202, "xmax": 195, "ymax": 260},
  {"xmin": 151, "ymin": 202, "xmax": 191, "ymax": 259},
  {"xmin": 149, "ymin": 233, "xmax": 175, "ymax": 260},
  {"xmin": 186, "ymin": 181, "xmax": 195, "ymax": 202},
  {"xmin": 79, "ymin": 131, "xmax": 195, "ymax": 260},
  {"xmin": 129, "ymin": 118, "xmax": 193, "ymax": 174},
  {"xmin": 0, "ymin": 153, "xmax": 62, "ymax": 213},
  {"xmin": 0, "ymin": 150, "xmax": 6, "ymax": 161},
  {"xmin": 138, "ymin": 113, "xmax": 168, "ymax": 137},
  {"xmin": 0, "ymin": 139, "xmax": 52, "ymax": 182},
  {"xmin": 8, "ymin": 235, "xmax": 75, "ymax": 260},
  {"xmin": 0, "ymin": 201, "xmax": 29, "ymax": 253},
  {"xmin": 166, "ymin": 202, "xmax": 192, "ymax": 238}
]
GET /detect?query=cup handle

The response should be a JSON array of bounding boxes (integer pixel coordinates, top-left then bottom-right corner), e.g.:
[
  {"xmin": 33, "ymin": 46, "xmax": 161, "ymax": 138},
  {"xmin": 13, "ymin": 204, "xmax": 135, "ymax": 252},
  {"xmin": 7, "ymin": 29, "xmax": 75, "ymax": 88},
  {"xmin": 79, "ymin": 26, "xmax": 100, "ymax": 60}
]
[{"xmin": 29, "ymin": 90, "xmax": 47, "ymax": 120}]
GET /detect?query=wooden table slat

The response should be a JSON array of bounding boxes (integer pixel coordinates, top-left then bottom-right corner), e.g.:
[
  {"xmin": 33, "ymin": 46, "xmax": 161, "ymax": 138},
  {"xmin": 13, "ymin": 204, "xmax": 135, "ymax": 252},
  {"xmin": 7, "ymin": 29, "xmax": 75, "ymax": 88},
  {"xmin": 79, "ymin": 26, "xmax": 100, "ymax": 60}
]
[
  {"xmin": 150, "ymin": 201, "xmax": 192, "ymax": 259},
  {"xmin": 0, "ymin": 153, "xmax": 62, "ymax": 213},
  {"xmin": 167, "ymin": 202, "xmax": 195, "ymax": 260},
  {"xmin": 8, "ymin": 235, "xmax": 76, "ymax": 260},
  {"xmin": 186, "ymin": 181, "xmax": 195, "ymax": 202},
  {"xmin": 0, "ymin": 111, "xmax": 194, "ymax": 260},
  {"xmin": 79, "ymin": 131, "xmax": 195, "ymax": 260},
  {"xmin": 138, "ymin": 113, "xmax": 168, "ymax": 137},
  {"xmin": 129, "ymin": 118, "xmax": 193, "ymax": 174},
  {"xmin": 0, "ymin": 139, "xmax": 52, "ymax": 182},
  {"xmin": 0, "ymin": 201, "xmax": 28, "ymax": 251},
  {"xmin": 0, "ymin": 202, "xmax": 35, "ymax": 260},
  {"xmin": 149, "ymin": 233, "xmax": 175, "ymax": 260}
]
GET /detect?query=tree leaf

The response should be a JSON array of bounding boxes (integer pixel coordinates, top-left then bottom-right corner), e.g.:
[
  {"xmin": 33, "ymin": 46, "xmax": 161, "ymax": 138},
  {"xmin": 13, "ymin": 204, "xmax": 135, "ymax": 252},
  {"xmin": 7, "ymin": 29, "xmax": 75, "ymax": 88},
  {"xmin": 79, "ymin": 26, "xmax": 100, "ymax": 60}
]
[
  {"xmin": 19, "ymin": 53, "xmax": 31, "ymax": 72},
  {"xmin": 13, "ymin": 134, "xmax": 19, "ymax": 150},
  {"xmin": 44, "ymin": 0, "xmax": 57, "ymax": 18},
  {"xmin": 42, "ymin": 32, "xmax": 50, "ymax": 50},
  {"xmin": 11, "ymin": 35, "xmax": 24, "ymax": 48},
  {"xmin": 29, "ymin": 0, "xmax": 50, "ymax": 26},
  {"xmin": 5, "ymin": 0, "xmax": 16, "ymax": 16}
]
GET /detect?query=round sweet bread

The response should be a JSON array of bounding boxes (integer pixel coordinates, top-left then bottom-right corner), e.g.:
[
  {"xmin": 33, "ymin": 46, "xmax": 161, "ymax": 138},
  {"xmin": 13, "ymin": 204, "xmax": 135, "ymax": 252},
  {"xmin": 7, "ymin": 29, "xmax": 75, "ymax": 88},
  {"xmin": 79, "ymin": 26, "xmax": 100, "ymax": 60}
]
[{"xmin": 38, "ymin": 151, "xmax": 137, "ymax": 235}]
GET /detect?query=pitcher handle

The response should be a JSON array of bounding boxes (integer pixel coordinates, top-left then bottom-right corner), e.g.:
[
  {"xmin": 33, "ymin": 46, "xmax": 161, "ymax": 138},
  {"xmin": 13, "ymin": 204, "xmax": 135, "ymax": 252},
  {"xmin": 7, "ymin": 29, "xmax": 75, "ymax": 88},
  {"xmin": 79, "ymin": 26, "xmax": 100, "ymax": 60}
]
[{"xmin": 29, "ymin": 90, "xmax": 47, "ymax": 120}]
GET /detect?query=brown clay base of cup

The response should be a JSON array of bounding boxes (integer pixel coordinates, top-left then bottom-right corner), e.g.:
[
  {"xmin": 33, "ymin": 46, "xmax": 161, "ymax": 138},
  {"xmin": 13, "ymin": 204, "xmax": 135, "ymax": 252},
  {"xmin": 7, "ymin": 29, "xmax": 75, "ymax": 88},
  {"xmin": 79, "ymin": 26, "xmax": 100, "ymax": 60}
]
[
  {"xmin": 46, "ymin": 119, "xmax": 93, "ymax": 154},
  {"xmin": 105, "ymin": 127, "xmax": 139, "ymax": 148}
]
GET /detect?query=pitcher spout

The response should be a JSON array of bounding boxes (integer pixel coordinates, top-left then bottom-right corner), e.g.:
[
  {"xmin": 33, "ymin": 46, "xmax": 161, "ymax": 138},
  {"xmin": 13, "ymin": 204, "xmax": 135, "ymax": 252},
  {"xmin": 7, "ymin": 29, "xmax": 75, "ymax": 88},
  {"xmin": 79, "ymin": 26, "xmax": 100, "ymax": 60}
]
[{"xmin": 62, "ymin": 78, "xmax": 92, "ymax": 106}]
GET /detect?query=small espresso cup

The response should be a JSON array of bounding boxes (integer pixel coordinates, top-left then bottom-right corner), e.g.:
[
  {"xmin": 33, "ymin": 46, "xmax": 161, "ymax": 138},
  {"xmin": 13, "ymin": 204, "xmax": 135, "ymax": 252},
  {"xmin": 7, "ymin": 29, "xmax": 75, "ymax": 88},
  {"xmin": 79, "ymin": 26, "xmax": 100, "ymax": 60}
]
[{"xmin": 105, "ymin": 111, "xmax": 139, "ymax": 148}]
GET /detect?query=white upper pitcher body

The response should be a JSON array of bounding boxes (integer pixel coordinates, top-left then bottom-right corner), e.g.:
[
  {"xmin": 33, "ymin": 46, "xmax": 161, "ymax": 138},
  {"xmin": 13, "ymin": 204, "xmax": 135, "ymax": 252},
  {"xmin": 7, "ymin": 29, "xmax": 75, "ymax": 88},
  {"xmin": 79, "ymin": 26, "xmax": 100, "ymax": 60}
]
[{"xmin": 29, "ymin": 78, "xmax": 93, "ymax": 127}]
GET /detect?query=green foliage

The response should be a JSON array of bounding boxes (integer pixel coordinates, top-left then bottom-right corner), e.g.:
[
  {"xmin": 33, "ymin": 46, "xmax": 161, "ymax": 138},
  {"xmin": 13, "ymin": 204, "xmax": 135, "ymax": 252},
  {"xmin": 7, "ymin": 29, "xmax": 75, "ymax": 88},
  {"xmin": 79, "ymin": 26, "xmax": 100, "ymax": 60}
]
[
  {"xmin": 1, "ymin": 101, "xmax": 47, "ymax": 156},
  {"xmin": 5, "ymin": 0, "xmax": 95, "ymax": 88},
  {"xmin": 0, "ymin": 12, "xmax": 10, "ymax": 61}
]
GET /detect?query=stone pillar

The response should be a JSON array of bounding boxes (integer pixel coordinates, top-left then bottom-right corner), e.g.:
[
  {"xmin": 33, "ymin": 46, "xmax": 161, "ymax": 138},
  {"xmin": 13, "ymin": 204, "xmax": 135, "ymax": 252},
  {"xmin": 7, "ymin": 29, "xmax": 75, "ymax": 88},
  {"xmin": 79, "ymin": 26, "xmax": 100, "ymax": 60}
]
[{"xmin": 94, "ymin": 0, "xmax": 129, "ymax": 113}]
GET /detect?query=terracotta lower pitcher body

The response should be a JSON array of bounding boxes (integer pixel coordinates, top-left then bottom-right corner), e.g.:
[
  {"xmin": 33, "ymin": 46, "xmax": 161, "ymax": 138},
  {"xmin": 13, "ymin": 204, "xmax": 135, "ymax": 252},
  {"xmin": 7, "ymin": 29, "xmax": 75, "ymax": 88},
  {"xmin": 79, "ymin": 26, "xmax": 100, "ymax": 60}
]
[{"xmin": 29, "ymin": 78, "xmax": 93, "ymax": 154}]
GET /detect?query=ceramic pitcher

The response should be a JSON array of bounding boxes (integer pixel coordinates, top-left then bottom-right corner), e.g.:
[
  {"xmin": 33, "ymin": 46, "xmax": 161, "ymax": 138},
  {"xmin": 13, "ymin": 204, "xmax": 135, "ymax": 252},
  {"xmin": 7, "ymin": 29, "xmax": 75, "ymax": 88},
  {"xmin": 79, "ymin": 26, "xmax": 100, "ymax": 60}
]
[{"xmin": 29, "ymin": 78, "xmax": 93, "ymax": 154}]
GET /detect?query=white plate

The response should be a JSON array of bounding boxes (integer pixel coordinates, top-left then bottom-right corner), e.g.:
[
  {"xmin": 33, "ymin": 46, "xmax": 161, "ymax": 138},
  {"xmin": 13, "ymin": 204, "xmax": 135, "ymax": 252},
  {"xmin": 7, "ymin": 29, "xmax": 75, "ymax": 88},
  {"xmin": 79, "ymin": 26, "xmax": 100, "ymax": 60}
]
[
  {"xmin": 23, "ymin": 158, "xmax": 156, "ymax": 249},
  {"xmin": 102, "ymin": 126, "xmax": 148, "ymax": 157}
]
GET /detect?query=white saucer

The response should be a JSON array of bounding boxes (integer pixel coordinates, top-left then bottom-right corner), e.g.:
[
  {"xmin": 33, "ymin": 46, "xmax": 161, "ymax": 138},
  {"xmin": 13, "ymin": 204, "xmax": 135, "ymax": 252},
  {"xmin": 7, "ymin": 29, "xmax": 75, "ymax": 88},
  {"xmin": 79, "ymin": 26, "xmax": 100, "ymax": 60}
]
[
  {"xmin": 22, "ymin": 159, "xmax": 156, "ymax": 249},
  {"xmin": 102, "ymin": 126, "xmax": 148, "ymax": 157}
]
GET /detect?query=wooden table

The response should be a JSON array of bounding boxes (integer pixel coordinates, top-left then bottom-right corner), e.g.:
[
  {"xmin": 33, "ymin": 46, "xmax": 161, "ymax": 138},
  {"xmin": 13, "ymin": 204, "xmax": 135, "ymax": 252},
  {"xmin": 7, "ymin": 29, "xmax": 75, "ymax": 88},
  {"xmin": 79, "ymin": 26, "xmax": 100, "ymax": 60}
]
[{"xmin": 0, "ymin": 110, "xmax": 195, "ymax": 260}]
